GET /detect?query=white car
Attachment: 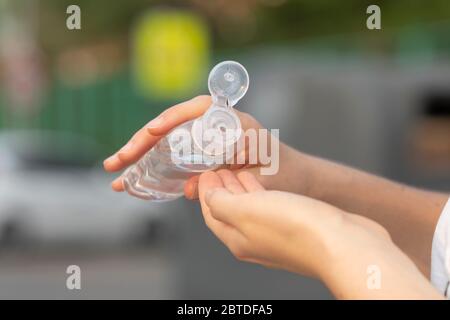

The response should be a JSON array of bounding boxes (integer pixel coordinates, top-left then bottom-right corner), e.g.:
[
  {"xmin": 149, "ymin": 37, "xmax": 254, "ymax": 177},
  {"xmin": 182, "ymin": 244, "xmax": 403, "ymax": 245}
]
[{"xmin": 0, "ymin": 130, "xmax": 164, "ymax": 246}]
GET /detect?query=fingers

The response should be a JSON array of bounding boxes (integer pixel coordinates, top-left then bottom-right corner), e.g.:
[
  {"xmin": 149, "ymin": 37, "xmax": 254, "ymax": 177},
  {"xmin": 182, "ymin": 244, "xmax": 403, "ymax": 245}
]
[
  {"xmin": 201, "ymin": 170, "xmax": 251, "ymax": 226},
  {"xmin": 198, "ymin": 172, "xmax": 234, "ymax": 239},
  {"xmin": 147, "ymin": 95, "xmax": 212, "ymax": 136},
  {"xmin": 236, "ymin": 171, "xmax": 265, "ymax": 192},
  {"xmin": 217, "ymin": 169, "xmax": 246, "ymax": 194},
  {"xmin": 183, "ymin": 167, "xmax": 262, "ymax": 200},
  {"xmin": 204, "ymin": 187, "xmax": 238, "ymax": 226},
  {"xmin": 103, "ymin": 95, "xmax": 212, "ymax": 173},
  {"xmin": 184, "ymin": 175, "xmax": 199, "ymax": 200},
  {"xmin": 198, "ymin": 171, "xmax": 224, "ymax": 205},
  {"xmin": 187, "ymin": 169, "xmax": 263, "ymax": 201},
  {"xmin": 111, "ymin": 172, "xmax": 200, "ymax": 196},
  {"xmin": 202, "ymin": 170, "xmax": 272, "ymax": 227},
  {"xmin": 147, "ymin": 98, "xmax": 259, "ymax": 137},
  {"xmin": 111, "ymin": 176, "xmax": 124, "ymax": 192},
  {"xmin": 103, "ymin": 92, "xmax": 263, "ymax": 199},
  {"xmin": 103, "ymin": 127, "xmax": 162, "ymax": 172},
  {"xmin": 217, "ymin": 169, "xmax": 264, "ymax": 194},
  {"xmin": 199, "ymin": 171, "xmax": 250, "ymax": 229}
]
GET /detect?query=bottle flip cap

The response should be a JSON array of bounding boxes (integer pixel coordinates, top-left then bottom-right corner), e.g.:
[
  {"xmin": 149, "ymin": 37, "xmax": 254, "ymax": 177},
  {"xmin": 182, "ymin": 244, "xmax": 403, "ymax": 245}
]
[
  {"xmin": 208, "ymin": 60, "xmax": 249, "ymax": 107},
  {"xmin": 192, "ymin": 61, "xmax": 249, "ymax": 156}
]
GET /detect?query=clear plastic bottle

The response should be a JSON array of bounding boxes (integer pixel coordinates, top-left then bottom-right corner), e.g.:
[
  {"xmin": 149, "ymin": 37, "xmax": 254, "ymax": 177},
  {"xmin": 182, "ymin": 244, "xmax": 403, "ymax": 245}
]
[{"xmin": 122, "ymin": 61, "xmax": 249, "ymax": 201}]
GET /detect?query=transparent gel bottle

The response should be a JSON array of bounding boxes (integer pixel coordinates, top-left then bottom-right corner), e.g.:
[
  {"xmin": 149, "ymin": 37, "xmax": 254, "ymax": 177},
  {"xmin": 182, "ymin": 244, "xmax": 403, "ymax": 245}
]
[{"xmin": 122, "ymin": 61, "xmax": 249, "ymax": 201}]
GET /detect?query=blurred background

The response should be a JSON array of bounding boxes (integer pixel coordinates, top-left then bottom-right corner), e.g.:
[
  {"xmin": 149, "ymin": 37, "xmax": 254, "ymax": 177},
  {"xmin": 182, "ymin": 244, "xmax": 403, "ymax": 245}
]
[{"xmin": 0, "ymin": 0, "xmax": 449, "ymax": 299}]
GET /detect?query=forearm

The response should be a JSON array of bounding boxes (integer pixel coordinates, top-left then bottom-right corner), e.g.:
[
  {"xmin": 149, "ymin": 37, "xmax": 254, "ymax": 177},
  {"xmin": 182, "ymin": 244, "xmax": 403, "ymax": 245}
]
[
  {"xmin": 321, "ymin": 232, "xmax": 443, "ymax": 300},
  {"xmin": 321, "ymin": 214, "xmax": 443, "ymax": 299},
  {"xmin": 309, "ymin": 211, "xmax": 443, "ymax": 299},
  {"xmin": 263, "ymin": 144, "xmax": 448, "ymax": 275}
]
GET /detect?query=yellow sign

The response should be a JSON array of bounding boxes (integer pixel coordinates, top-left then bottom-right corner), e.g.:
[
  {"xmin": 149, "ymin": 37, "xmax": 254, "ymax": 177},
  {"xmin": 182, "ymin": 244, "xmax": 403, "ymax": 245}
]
[{"xmin": 132, "ymin": 10, "xmax": 210, "ymax": 100}]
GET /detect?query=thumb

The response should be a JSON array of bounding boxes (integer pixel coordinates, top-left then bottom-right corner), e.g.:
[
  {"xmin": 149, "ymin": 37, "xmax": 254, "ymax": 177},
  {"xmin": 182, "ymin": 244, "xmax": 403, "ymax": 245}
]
[{"xmin": 205, "ymin": 188, "xmax": 240, "ymax": 226}]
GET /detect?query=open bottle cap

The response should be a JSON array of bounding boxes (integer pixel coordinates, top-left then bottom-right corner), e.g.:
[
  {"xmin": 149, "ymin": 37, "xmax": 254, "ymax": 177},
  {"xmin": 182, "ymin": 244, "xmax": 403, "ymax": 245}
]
[
  {"xmin": 208, "ymin": 61, "xmax": 249, "ymax": 107},
  {"xmin": 192, "ymin": 106, "xmax": 242, "ymax": 156},
  {"xmin": 192, "ymin": 61, "xmax": 249, "ymax": 157}
]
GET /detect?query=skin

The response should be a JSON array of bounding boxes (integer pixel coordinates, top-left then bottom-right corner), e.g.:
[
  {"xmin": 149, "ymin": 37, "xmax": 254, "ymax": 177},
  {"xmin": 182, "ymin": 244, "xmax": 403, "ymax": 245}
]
[
  {"xmin": 198, "ymin": 170, "xmax": 442, "ymax": 299},
  {"xmin": 104, "ymin": 95, "xmax": 448, "ymax": 299}
]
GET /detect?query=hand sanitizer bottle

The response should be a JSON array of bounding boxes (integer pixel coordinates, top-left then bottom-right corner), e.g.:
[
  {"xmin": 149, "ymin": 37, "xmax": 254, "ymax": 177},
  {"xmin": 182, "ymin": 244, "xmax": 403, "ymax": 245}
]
[{"xmin": 122, "ymin": 61, "xmax": 249, "ymax": 201}]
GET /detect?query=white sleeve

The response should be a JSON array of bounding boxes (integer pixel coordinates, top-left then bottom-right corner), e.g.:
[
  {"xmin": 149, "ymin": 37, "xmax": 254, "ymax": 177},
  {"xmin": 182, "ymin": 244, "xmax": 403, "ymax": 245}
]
[{"xmin": 431, "ymin": 197, "xmax": 450, "ymax": 298}]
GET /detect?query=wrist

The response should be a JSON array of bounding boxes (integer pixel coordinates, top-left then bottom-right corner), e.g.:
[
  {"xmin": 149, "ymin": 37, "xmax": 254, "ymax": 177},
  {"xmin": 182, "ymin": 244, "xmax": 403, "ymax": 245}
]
[
  {"xmin": 311, "ymin": 208, "xmax": 348, "ymax": 282},
  {"xmin": 289, "ymin": 204, "xmax": 347, "ymax": 281},
  {"xmin": 262, "ymin": 144, "xmax": 313, "ymax": 196}
]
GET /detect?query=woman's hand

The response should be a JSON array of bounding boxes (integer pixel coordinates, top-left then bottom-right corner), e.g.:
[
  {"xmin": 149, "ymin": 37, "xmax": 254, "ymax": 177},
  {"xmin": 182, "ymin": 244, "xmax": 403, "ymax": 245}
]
[
  {"xmin": 197, "ymin": 169, "xmax": 442, "ymax": 299},
  {"xmin": 103, "ymin": 95, "xmax": 281, "ymax": 199},
  {"xmin": 102, "ymin": 95, "xmax": 447, "ymax": 282},
  {"xmin": 196, "ymin": 169, "xmax": 388, "ymax": 279}
]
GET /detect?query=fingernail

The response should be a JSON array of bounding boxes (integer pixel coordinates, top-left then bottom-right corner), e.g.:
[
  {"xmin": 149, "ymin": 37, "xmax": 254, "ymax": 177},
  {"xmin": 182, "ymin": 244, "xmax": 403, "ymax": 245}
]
[
  {"xmin": 103, "ymin": 154, "xmax": 118, "ymax": 167},
  {"xmin": 146, "ymin": 116, "xmax": 164, "ymax": 129},
  {"xmin": 187, "ymin": 182, "xmax": 199, "ymax": 200},
  {"xmin": 111, "ymin": 179, "xmax": 124, "ymax": 192}
]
